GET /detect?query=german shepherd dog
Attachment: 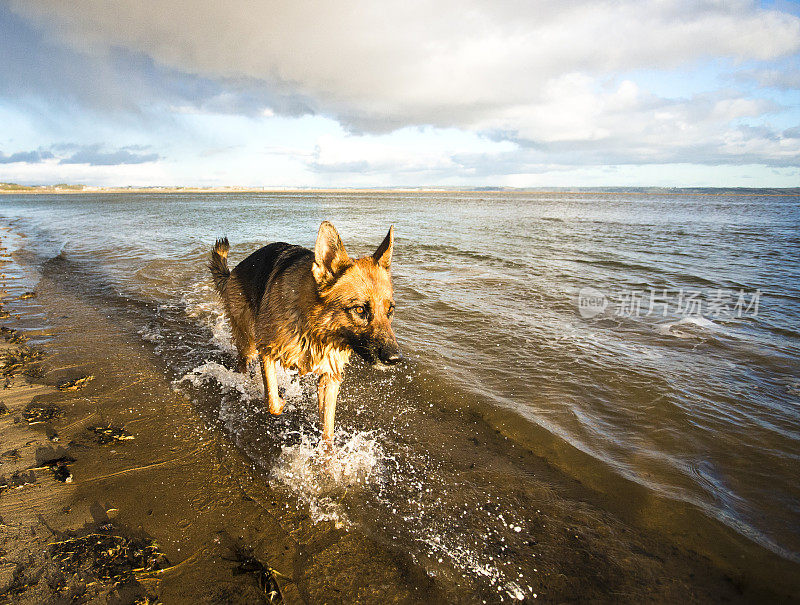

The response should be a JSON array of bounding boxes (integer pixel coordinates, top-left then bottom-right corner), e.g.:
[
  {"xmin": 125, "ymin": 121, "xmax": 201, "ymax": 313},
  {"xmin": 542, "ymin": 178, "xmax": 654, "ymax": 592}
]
[{"xmin": 209, "ymin": 221, "xmax": 402, "ymax": 444}]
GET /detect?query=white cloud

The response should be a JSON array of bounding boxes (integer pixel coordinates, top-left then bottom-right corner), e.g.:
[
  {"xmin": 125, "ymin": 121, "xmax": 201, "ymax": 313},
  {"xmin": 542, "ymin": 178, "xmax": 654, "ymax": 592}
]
[
  {"xmin": 308, "ymin": 127, "xmax": 516, "ymax": 178},
  {"xmin": 4, "ymin": 0, "xmax": 800, "ymax": 182},
  {"xmin": 735, "ymin": 67, "xmax": 800, "ymax": 90},
  {"xmin": 312, "ymin": 134, "xmax": 453, "ymax": 174},
  {"xmin": 8, "ymin": 0, "xmax": 799, "ymax": 132}
]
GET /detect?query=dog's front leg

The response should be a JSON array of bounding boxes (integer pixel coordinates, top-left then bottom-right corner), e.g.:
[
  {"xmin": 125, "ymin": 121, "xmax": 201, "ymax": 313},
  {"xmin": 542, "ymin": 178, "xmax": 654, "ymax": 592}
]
[
  {"xmin": 317, "ymin": 374, "xmax": 340, "ymax": 444},
  {"xmin": 259, "ymin": 353, "xmax": 285, "ymax": 415}
]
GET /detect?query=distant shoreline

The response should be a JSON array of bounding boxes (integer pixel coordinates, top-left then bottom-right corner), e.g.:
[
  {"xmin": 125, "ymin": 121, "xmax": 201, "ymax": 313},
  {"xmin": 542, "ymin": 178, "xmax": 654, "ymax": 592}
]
[{"xmin": 2, "ymin": 185, "xmax": 799, "ymax": 196}]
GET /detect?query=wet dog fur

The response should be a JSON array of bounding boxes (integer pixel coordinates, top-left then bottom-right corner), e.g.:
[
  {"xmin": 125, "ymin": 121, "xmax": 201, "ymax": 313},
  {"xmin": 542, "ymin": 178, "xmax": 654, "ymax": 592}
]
[{"xmin": 209, "ymin": 221, "xmax": 402, "ymax": 443}]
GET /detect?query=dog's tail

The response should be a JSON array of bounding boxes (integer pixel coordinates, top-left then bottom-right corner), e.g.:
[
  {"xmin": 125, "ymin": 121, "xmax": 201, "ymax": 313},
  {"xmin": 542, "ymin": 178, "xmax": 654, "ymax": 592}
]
[{"xmin": 209, "ymin": 237, "xmax": 231, "ymax": 293}]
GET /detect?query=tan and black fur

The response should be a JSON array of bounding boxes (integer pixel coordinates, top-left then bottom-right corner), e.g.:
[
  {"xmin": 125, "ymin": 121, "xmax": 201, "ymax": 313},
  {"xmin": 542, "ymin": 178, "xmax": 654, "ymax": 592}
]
[{"xmin": 209, "ymin": 221, "xmax": 401, "ymax": 443}]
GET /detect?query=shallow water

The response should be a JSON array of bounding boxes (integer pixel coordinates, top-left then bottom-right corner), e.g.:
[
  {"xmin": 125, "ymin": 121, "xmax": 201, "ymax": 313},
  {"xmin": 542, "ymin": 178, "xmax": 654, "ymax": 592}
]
[{"xmin": 2, "ymin": 190, "xmax": 799, "ymax": 600}]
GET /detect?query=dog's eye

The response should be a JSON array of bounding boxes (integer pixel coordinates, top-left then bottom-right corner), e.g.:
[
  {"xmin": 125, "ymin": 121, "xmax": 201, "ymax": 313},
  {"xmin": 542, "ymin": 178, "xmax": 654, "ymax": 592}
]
[
  {"xmin": 387, "ymin": 305, "xmax": 395, "ymax": 317},
  {"xmin": 353, "ymin": 305, "xmax": 366, "ymax": 316}
]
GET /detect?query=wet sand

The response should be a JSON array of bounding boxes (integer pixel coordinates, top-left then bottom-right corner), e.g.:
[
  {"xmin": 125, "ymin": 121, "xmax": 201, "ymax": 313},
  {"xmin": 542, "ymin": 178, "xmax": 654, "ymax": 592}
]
[
  {"xmin": 0, "ymin": 226, "xmax": 798, "ymax": 604},
  {"xmin": 0, "ymin": 315, "xmax": 300, "ymax": 603}
]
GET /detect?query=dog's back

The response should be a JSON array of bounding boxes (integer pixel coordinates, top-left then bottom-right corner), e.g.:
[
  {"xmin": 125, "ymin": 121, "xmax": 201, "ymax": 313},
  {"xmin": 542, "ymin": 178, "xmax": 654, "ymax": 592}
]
[
  {"xmin": 229, "ymin": 242, "xmax": 311, "ymax": 313},
  {"xmin": 210, "ymin": 239, "xmax": 316, "ymax": 371}
]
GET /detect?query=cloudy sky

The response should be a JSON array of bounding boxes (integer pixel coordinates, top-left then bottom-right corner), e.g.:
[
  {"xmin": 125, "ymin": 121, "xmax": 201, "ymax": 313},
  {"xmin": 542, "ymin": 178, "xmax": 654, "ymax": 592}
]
[{"xmin": 1, "ymin": 0, "xmax": 799, "ymax": 187}]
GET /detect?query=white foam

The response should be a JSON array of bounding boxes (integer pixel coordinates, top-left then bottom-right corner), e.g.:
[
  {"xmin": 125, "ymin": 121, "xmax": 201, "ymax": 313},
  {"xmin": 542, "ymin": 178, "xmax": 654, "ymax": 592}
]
[
  {"xmin": 138, "ymin": 325, "xmax": 163, "ymax": 343},
  {"xmin": 420, "ymin": 531, "xmax": 518, "ymax": 598},
  {"xmin": 177, "ymin": 354, "xmax": 532, "ymax": 600},
  {"xmin": 209, "ymin": 313, "xmax": 235, "ymax": 353},
  {"xmin": 279, "ymin": 365, "xmax": 304, "ymax": 401},
  {"xmin": 179, "ymin": 361, "xmax": 264, "ymax": 401},
  {"xmin": 657, "ymin": 315, "xmax": 719, "ymax": 338},
  {"xmin": 178, "ymin": 360, "xmax": 302, "ymax": 401},
  {"xmin": 674, "ymin": 316, "xmax": 716, "ymax": 329},
  {"xmin": 271, "ymin": 431, "xmax": 384, "ymax": 526},
  {"xmin": 504, "ymin": 582, "xmax": 526, "ymax": 600},
  {"xmin": 181, "ymin": 280, "xmax": 235, "ymax": 352}
]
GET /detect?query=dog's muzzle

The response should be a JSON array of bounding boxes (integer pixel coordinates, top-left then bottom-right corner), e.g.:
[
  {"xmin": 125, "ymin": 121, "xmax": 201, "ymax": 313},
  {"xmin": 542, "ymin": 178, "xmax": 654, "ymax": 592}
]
[
  {"xmin": 350, "ymin": 336, "xmax": 403, "ymax": 367},
  {"xmin": 377, "ymin": 342, "xmax": 403, "ymax": 365}
]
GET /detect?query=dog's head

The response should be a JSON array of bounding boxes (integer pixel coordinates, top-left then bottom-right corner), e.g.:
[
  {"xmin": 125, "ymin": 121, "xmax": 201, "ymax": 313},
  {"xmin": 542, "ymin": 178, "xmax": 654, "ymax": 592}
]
[{"xmin": 312, "ymin": 221, "xmax": 403, "ymax": 368}]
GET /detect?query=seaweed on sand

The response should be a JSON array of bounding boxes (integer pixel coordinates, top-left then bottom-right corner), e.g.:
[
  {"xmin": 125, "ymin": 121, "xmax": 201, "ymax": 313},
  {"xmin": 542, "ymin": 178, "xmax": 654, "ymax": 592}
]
[
  {"xmin": 22, "ymin": 400, "xmax": 61, "ymax": 424},
  {"xmin": 57, "ymin": 375, "xmax": 94, "ymax": 391},
  {"xmin": 230, "ymin": 553, "xmax": 284, "ymax": 603},
  {"xmin": 0, "ymin": 347, "xmax": 43, "ymax": 378},
  {"xmin": 34, "ymin": 445, "xmax": 76, "ymax": 483},
  {"xmin": 49, "ymin": 533, "xmax": 169, "ymax": 580},
  {"xmin": 218, "ymin": 535, "xmax": 286, "ymax": 604},
  {"xmin": 88, "ymin": 424, "xmax": 135, "ymax": 444},
  {"xmin": 1, "ymin": 448, "xmax": 20, "ymax": 461},
  {"xmin": 43, "ymin": 531, "xmax": 169, "ymax": 602},
  {"xmin": 0, "ymin": 326, "xmax": 26, "ymax": 344},
  {"xmin": 0, "ymin": 470, "xmax": 37, "ymax": 492}
]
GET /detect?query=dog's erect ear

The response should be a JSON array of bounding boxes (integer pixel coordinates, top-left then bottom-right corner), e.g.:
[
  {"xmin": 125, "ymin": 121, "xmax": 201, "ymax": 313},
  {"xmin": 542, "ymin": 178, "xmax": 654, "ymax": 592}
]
[
  {"xmin": 373, "ymin": 225, "xmax": 393, "ymax": 270},
  {"xmin": 313, "ymin": 221, "xmax": 351, "ymax": 283}
]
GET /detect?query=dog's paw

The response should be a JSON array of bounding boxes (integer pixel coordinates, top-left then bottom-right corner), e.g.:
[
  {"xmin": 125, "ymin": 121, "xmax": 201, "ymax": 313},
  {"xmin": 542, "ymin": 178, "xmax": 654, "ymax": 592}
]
[
  {"xmin": 268, "ymin": 397, "xmax": 286, "ymax": 415},
  {"xmin": 319, "ymin": 438, "xmax": 336, "ymax": 456}
]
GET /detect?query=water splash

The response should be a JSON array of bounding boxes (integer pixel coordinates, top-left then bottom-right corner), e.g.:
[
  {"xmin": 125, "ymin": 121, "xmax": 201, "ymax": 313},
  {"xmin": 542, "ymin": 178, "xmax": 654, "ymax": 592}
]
[
  {"xmin": 179, "ymin": 361, "xmax": 264, "ymax": 401},
  {"xmin": 181, "ymin": 280, "xmax": 235, "ymax": 352},
  {"xmin": 271, "ymin": 431, "xmax": 384, "ymax": 526}
]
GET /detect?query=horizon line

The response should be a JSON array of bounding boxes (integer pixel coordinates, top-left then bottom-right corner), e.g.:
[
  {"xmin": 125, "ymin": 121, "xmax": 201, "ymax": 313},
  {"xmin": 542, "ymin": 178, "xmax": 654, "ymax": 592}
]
[{"xmin": 2, "ymin": 183, "xmax": 800, "ymax": 197}]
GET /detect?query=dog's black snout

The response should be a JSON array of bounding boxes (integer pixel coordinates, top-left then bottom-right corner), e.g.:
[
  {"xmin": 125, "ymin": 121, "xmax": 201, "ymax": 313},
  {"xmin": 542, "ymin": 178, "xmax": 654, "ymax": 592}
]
[
  {"xmin": 379, "ymin": 344, "xmax": 403, "ymax": 365},
  {"xmin": 385, "ymin": 350, "xmax": 403, "ymax": 364}
]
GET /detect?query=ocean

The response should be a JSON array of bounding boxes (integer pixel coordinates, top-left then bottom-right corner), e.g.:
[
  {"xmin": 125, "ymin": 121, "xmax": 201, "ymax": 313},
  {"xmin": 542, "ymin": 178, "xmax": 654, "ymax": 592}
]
[{"xmin": 2, "ymin": 190, "xmax": 799, "ymax": 601}]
